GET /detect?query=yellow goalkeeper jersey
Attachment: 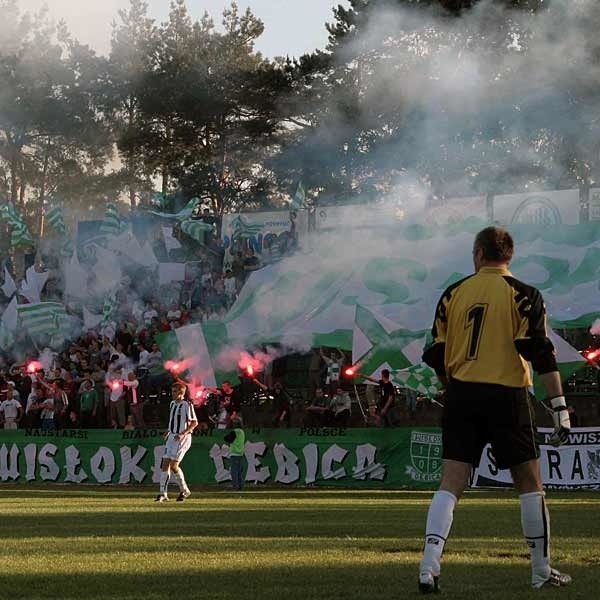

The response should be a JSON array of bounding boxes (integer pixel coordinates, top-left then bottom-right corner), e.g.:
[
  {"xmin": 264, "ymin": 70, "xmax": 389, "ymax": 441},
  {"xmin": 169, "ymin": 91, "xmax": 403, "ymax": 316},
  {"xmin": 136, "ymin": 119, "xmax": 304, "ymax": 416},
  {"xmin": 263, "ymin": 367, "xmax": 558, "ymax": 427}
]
[{"xmin": 423, "ymin": 266, "xmax": 557, "ymax": 388}]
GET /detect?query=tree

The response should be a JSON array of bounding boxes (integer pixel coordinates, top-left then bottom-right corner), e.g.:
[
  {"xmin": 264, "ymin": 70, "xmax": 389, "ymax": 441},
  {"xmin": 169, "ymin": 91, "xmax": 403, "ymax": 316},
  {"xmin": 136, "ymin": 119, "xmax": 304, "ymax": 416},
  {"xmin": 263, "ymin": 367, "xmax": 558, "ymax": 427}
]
[
  {"xmin": 272, "ymin": 0, "xmax": 600, "ymax": 206},
  {"xmin": 0, "ymin": 1, "xmax": 110, "ymax": 228},
  {"xmin": 131, "ymin": 1, "xmax": 285, "ymax": 220},
  {"xmin": 100, "ymin": 0, "xmax": 158, "ymax": 208}
]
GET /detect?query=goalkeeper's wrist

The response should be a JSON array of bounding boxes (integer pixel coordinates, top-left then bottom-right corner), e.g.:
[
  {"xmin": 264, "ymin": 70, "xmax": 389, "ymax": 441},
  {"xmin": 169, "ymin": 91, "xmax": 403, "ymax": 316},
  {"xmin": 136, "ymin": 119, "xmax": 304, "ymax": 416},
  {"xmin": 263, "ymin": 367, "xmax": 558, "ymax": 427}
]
[
  {"xmin": 548, "ymin": 395, "xmax": 571, "ymax": 429},
  {"xmin": 548, "ymin": 395, "xmax": 567, "ymax": 410}
]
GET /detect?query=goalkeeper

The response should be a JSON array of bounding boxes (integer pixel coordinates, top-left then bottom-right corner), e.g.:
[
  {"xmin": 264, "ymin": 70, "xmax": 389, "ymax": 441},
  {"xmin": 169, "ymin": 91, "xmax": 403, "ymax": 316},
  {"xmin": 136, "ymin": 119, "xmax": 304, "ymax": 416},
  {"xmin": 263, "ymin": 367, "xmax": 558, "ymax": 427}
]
[{"xmin": 418, "ymin": 226, "xmax": 571, "ymax": 593}]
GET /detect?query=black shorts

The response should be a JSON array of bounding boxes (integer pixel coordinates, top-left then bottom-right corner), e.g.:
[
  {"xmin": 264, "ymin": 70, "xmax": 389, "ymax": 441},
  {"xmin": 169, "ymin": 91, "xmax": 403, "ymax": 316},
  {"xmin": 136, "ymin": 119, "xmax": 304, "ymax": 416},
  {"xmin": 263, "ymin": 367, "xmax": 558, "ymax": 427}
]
[{"xmin": 442, "ymin": 378, "xmax": 539, "ymax": 470}]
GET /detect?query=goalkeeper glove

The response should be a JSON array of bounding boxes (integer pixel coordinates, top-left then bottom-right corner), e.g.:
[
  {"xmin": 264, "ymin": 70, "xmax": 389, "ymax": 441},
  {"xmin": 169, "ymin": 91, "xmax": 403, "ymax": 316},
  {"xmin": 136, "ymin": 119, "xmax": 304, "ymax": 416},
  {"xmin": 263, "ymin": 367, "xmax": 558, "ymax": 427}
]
[{"xmin": 547, "ymin": 395, "xmax": 570, "ymax": 447}]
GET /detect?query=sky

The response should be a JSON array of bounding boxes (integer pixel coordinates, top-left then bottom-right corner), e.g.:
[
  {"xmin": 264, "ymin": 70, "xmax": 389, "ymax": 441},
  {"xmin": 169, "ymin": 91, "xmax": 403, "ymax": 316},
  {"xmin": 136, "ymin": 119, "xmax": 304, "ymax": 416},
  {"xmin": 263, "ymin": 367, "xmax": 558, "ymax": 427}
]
[{"xmin": 18, "ymin": 0, "xmax": 347, "ymax": 58}]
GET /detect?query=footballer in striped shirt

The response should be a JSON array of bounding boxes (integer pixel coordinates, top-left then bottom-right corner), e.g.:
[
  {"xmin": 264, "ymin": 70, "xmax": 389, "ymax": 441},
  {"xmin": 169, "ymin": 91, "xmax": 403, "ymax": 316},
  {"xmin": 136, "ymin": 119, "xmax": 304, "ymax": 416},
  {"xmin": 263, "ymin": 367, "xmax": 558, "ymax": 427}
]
[{"xmin": 156, "ymin": 382, "xmax": 198, "ymax": 502}]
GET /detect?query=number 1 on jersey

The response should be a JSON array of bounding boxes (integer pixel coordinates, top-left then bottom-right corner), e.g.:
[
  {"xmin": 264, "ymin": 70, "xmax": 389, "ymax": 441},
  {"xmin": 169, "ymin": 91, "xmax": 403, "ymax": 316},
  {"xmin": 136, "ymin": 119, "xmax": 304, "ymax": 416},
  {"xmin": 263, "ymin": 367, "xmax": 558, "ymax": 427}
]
[{"xmin": 465, "ymin": 303, "xmax": 488, "ymax": 360}]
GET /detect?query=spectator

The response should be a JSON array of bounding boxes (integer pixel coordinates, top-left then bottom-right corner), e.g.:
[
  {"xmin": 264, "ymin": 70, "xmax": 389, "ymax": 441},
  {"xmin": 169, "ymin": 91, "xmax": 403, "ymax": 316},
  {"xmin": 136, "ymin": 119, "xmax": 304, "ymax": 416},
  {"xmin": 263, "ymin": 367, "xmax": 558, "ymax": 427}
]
[
  {"xmin": 143, "ymin": 303, "xmax": 159, "ymax": 326},
  {"xmin": 356, "ymin": 369, "xmax": 397, "ymax": 427},
  {"xmin": 243, "ymin": 249, "xmax": 261, "ymax": 279},
  {"xmin": 224, "ymin": 269, "xmax": 237, "ymax": 306},
  {"xmin": 304, "ymin": 387, "xmax": 330, "ymax": 426},
  {"xmin": 123, "ymin": 371, "xmax": 144, "ymax": 428},
  {"xmin": 320, "ymin": 348, "xmax": 345, "ymax": 395},
  {"xmin": 79, "ymin": 379, "xmax": 98, "ymax": 429},
  {"xmin": 224, "ymin": 422, "xmax": 245, "ymax": 491},
  {"xmin": 25, "ymin": 383, "xmax": 42, "ymax": 428},
  {"xmin": 38, "ymin": 393, "xmax": 55, "ymax": 431},
  {"xmin": 145, "ymin": 343, "xmax": 163, "ymax": 370},
  {"xmin": 6, "ymin": 381, "xmax": 21, "ymax": 404},
  {"xmin": 167, "ymin": 303, "xmax": 182, "ymax": 322},
  {"xmin": 107, "ymin": 370, "xmax": 126, "ymax": 429},
  {"xmin": 0, "ymin": 386, "xmax": 23, "ymax": 429},
  {"xmin": 137, "ymin": 343, "xmax": 150, "ymax": 367},
  {"xmin": 205, "ymin": 381, "xmax": 242, "ymax": 427},
  {"xmin": 405, "ymin": 387, "xmax": 418, "ymax": 416},
  {"xmin": 329, "ymin": 387, "xmax": 351, "ymax": 426},
  {"xmin": 253, "ymin": 379, "xmax": 292, "ymax": 427},
  {"xmin": 308, "ymin": 348, "xmax": 323, "ymax": 394},
  {"xmin": 231, "ymin": 251, "xmax": 245, "ymax": 291}
]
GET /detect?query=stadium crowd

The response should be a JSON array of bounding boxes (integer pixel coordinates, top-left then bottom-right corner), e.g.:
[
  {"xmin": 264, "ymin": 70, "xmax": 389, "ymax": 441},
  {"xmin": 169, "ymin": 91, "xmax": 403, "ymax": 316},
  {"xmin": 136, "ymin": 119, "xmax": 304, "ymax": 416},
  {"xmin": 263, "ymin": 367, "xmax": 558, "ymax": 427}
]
[
  {"xmin": 0, "ymin": 310, "xmax": 425, "ymax": 431},
  {"xmin": 1, "ymin": 215, "xmax": 598, "ymax": 432}
]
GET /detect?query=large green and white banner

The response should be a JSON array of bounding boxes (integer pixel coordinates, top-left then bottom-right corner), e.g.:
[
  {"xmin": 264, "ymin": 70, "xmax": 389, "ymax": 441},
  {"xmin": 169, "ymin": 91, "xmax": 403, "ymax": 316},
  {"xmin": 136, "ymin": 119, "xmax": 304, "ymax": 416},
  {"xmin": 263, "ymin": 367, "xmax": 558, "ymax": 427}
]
[
  {"xmin": 1, "ymin": 428, "xmax": 598, "ymax": 489},
  {"xmin": 223, "ymin": 223, "xmax": 600, "ymax": 352}
]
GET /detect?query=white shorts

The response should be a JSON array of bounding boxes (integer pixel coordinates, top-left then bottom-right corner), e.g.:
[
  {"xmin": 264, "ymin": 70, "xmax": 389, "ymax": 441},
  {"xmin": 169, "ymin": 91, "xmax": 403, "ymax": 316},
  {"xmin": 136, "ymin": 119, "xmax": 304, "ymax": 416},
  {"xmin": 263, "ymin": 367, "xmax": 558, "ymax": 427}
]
[{"xmin": 163, "ymin": 433, "xmax": 192, "ymax": 462}]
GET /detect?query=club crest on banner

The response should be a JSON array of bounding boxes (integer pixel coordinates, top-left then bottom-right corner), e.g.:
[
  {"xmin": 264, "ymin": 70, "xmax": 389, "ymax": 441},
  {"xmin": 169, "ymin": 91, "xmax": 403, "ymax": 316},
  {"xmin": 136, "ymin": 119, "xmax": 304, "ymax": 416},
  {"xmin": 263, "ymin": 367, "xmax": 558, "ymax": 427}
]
[
  {"xmin": 588, "ymin": 449, "xmax": 600, "ymax": 480},
  {"xmin": 406, "ymin": 431, "xmax": 442, "ymax": 483},
  {"xmin": 510, "ymin": 196, "xmax": 563, "ymax": 225}
]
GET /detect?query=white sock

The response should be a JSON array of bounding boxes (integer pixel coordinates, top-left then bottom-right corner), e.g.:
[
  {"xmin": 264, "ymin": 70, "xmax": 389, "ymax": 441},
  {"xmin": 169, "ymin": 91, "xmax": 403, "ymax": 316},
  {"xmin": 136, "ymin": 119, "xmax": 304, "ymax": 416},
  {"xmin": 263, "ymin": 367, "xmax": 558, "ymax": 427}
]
[
  {"xmin": 159, "ymin": 471, "xmax": 170, "ymax": 495},
  {"xmin": 420, "ymin": 490, "xmax": 457, "ymax": 577},
  {"xmin": 173, "ymin": 469, "xmax": 189, "ymax": 493},
  {"xmin": 520, "ymin": 491, "xmax": 551, "ymax": 586}
]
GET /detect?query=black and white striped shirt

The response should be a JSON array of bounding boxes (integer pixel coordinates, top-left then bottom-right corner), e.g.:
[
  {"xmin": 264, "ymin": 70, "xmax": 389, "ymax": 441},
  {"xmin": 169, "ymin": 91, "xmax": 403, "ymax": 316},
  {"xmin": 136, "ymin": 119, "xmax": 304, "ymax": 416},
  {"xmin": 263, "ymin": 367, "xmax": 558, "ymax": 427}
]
[{"xmin": 168, "ymin": 401, "xmax": 197, "ymax": 435}]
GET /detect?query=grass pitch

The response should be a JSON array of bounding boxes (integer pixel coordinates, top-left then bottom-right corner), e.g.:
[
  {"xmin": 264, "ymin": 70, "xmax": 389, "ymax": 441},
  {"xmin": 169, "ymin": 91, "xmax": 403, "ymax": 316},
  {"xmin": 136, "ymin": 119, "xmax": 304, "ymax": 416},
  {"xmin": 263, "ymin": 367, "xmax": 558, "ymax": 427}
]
[{"xmin": 0, "ymin": 487, "xmax": 598, "ymax": 600}]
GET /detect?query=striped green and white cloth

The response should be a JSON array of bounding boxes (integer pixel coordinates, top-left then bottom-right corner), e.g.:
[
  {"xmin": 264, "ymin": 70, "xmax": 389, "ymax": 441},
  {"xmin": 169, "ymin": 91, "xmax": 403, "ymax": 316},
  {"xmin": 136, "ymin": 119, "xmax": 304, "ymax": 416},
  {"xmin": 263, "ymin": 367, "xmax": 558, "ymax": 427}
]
[
  {"xmin": 0, "ymin": 322, "xmax": 14, "ymax": 350},
  {"xmin": 231, "ymin": 215, "xmax": 262, "ymax": 240},
  {"xmin": 101, "ymin": 293, "xmax": 118, "ymax": 327},
  {"xmin": 45, "ymin": 206, "xmax": 74, "ymax": 256},
  {"xmin": 100, "ymin": 202, "xmax": 124, "ymax": 237},
  {"xmin": 0, "ymin": 203, "xmax": 34, "ymax": 248},
  {"xmin": 291, "ymin": 181, "xmax": 308, "ymax": 210},
  {"xmin": 17, "ymin": 302, "xmax": 68, "ymax": 338},
  {"xmin": 391, "ymin": 364, "xmax": 441, "ymax": 398},
  {"xmin": 180, "ymin": 219, "xmax": 212, "ymax": 244}
]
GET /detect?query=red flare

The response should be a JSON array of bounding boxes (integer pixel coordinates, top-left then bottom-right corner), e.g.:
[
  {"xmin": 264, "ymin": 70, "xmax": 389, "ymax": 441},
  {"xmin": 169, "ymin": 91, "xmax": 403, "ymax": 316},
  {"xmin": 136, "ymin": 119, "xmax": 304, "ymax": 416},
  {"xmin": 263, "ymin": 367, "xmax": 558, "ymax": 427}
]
[
  {"xmin": 27, "ymin": 361, "xmax": 41, "ymax": 373},
  {"xmin": 585, "ymin": 349, "xmax": 600, "ymax": 362},
  {"xmin": 246, "ymin": 365, "xmax": 254, "ymax": 377},
  {"xmin": 165, "ymin": 360, "xmax": 182, "ymax": 373},
  {"xmin": 345, "ymin": 367, "xmax": 356, "ymax": 377},
  {"xmin": 112, "ymin": 381, "xmax": 121, "ymax": 390}
]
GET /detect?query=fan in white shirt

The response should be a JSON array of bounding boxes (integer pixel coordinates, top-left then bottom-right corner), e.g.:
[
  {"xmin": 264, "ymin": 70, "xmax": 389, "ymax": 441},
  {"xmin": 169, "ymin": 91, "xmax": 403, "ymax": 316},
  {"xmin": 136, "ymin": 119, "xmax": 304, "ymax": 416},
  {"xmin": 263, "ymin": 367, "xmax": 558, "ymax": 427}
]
[{"xmin": 0, "ymin": 395, "xmax": 23, "ymax": 429}]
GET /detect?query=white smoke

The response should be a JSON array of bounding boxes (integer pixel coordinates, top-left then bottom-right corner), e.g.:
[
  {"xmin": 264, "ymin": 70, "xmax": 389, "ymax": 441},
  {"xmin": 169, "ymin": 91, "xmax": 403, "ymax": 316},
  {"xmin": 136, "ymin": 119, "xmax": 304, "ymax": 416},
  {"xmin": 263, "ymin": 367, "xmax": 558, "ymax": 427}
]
[{"xmin": 591, "ymin": 319, "xmax": 600, "ymax": 336}]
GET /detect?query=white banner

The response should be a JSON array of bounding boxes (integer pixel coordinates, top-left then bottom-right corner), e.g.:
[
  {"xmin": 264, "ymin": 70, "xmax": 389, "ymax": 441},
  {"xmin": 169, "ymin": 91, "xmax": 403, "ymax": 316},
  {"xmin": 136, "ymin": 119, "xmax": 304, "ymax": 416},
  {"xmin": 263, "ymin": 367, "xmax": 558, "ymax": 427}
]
[
  {"xmin": 316, "ymin": 201, "xmax": 405, "ymax": 230},
  {"xmin": 493, "ymin": 189, "xmax": 581, "ymax": 225},
  {"xmin": 473, "ymin": 428, "xmax": 600, "ymax": 489}
]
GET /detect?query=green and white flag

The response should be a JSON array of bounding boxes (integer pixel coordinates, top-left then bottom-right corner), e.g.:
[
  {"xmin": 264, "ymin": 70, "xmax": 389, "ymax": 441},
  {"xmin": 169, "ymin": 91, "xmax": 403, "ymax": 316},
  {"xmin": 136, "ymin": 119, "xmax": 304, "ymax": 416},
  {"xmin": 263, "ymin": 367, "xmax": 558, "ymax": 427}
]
[
  {"xmin": 148, "ymin": 197, "xmax": 199, "ymax": 221},
  {"xmin": 291, "ymin": 181, "xmax": 308, "ymax": 211},
  {"xmin": 0, "ymin": 203, "xmax": 34, "ymax": 248},
  {"xmin": 100, "ymin": 202, "xmax": 124, "ymax": 237},
  {"xmin": 351, "ymin": 305, "xmax": 414, "ymax": 377},
  {"xmin": 0, "ymin": 297, "xmax": 17, "ymax": 349},
  {"xmin": 390, "ymin": 364, "xmax": 441, "ymax": 398},
  {"xmin": 101, "ymin": 293, "xmax": 118, "ymax": 327},
  {"xmin": 180, "ymin": 219, "xmax": 213, "ymax": 244},
  {"xmin": 0, "ymin": 321, "xmax": 14, "ymax": 350},
  {"xmin": 45, "ymin": 206, "xmax": 74, "ymax": 257},
  {"xmin": 222, "ymin": 222, "xmax": 600, "ymax": 384},
  {"xmin": 17, "ymin": 301, "xmax": 68, "ymax": 338},
  {"xmin": 155, "ymin": 322, "xmax": 216, "ymax": 387},
  {"xmin": 230, "ymin": 215, "xmax": 262, "ymax": 240}
]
